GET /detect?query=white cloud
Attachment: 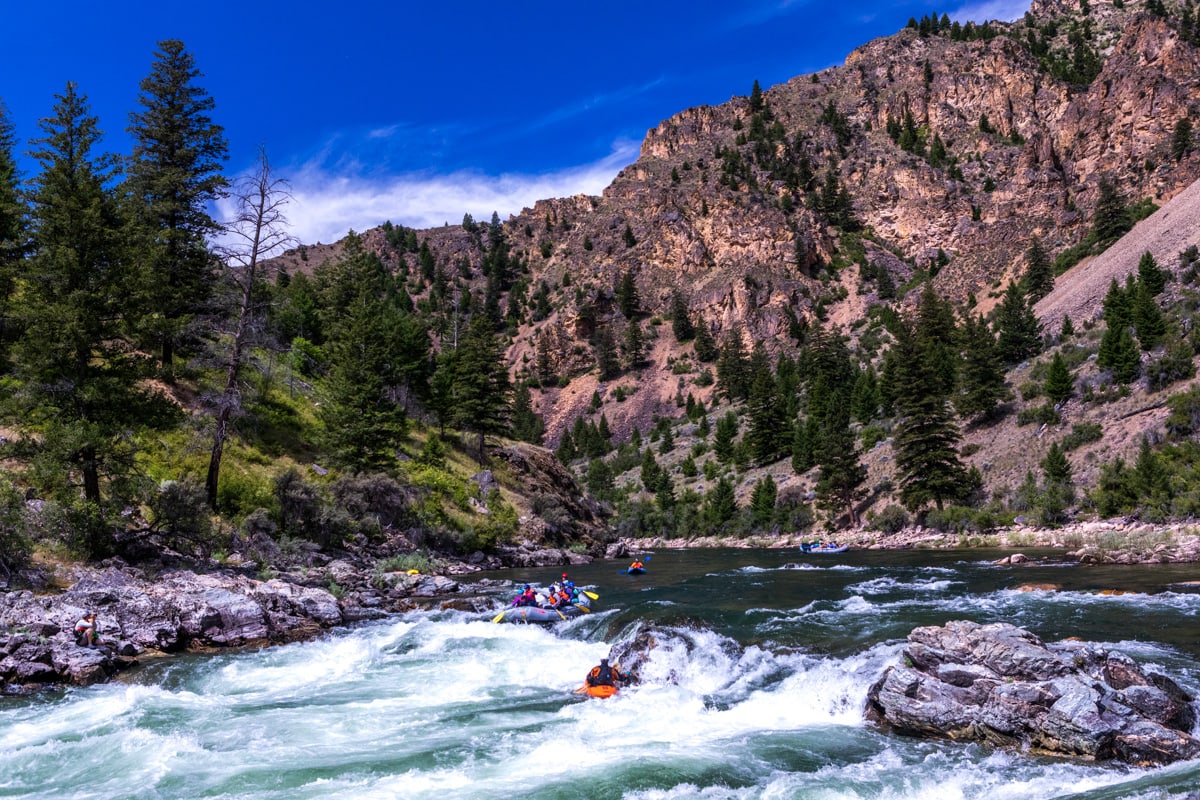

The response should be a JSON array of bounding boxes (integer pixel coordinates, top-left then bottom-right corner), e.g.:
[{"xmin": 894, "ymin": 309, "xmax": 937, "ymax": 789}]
[
  {"xmin": 951, "ymin": 0, "xmax": 1032, "ymax": 23},
  {"xmin": 251, "ymin": 139, "xmax": 640, "ymax": 246}
]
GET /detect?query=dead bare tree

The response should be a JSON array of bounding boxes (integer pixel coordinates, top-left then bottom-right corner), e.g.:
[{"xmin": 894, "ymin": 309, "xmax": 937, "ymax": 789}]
[{"xmin": 205, "ymin": 146, "xmax": 296, "ymax": 509}]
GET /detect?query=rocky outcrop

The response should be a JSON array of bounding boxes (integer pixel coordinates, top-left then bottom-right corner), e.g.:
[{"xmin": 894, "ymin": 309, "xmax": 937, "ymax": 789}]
[
  {"xmin": 0, "ymin": 562, "xmax": 348, "ymax": 694},
  {"xmin": 866, "ymin": 620, "xmax": 1200, "ymax": 765}
]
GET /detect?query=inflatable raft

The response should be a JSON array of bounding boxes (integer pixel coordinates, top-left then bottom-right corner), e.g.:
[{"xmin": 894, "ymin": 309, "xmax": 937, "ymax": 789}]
[
  {"xmin": 583, "ymin": 684, "xmax": 618, "ymax": 698},
  {"xmin": 800, "ymin": 543, "xmax": 849, "ymax": 554},
  {"xmin": 494, "ymin": 594, "xmax": 592, "ymax": 624}
]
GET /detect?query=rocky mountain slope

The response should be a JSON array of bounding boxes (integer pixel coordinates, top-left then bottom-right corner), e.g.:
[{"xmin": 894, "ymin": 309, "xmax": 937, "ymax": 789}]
[{"xmin": 274, "ymin": 0, "xmax": 1200, "ymax": 521}]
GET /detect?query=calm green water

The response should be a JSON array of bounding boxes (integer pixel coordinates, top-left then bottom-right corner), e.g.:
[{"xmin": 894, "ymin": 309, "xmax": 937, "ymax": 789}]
[{"xmin": 2, "ymin": 548, "xmax": 1198, "ymax": 799}]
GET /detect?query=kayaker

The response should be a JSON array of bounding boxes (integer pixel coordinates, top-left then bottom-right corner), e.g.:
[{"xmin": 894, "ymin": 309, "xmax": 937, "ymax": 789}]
[
  {"xmin": 585, "ymin": 657, "xmax": 624, "ymax": 688},
  {"xmin": 629, "ymin": 559, "xmax": 644, "ymax": 572}
]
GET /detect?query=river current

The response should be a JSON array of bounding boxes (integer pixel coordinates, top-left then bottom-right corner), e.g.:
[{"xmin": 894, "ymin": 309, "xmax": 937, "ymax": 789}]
[{"xmin": 2, "ymin": 548, "xmax": 1199, "ymax": 799}]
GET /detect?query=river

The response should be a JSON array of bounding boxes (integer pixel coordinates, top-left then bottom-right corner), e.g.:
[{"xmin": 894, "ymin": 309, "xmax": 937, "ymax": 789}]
[{"xmin": 2, "ymin": 548, "xmax": 1198, "ymax": 799}]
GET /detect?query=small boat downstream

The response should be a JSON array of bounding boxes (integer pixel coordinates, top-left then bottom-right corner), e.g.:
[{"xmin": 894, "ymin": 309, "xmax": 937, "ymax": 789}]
[{"xmin": 800, "ymin": 542, "xmax": 849, "ymax": 554}]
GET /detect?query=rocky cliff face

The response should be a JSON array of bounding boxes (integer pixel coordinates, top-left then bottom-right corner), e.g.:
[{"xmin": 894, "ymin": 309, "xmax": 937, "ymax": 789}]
[{"xmin": 283, "ymin": 0, "xmax": 1200, "ymax": 505}]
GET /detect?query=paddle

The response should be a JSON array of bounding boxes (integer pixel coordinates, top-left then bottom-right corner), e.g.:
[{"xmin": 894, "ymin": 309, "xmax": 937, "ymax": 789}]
[
  {"xmin": 492, "ymin": 609, "xmax": 507, "ymax": 623},
  {"xmin": 573, "ymin": 603, "xmax": 591, "ymax": 613},
  {"xmin": 581, "ymin": 590, "xmax": 599, "ymax": 600}
]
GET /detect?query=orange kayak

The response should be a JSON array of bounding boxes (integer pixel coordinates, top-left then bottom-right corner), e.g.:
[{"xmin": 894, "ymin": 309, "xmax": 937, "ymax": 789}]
[{"xmin": 583, "ymin": 684, "xmax": 618, "ymax": 698}]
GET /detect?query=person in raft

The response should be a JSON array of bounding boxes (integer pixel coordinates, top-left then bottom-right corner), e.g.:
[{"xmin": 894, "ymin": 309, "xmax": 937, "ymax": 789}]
[
  {"xmin": 629, "ymin": 559, "xmax": 644, "ymax": 571},
  {"xmin": 511, "ymin": 585, "xmax": 537, "ymax": 606},
  {"xmin": 585, "ymin": 657, "xmax": 626, "ymax": 688},
  {"xmin": 74, "ymin": 612, "xmax": 100, "ymax": 647}
]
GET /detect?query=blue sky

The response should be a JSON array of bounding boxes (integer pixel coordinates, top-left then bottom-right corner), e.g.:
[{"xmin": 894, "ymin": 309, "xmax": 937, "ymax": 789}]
[{"xmin": 2, "ymin": 0, "xmax": 1030, "ymax": 246}]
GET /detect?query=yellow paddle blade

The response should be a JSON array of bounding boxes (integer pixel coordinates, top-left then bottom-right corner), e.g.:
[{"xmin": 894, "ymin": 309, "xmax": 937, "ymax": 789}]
[
  {"xmin": 582, "ymin": 590, "xmax": 599, "ymax": 600},
  {"xmin": 492, "ymin": 610, "xmax": 507, "ymax": 623},
  {"xmin": 573, "ymin": 604, "xmax": 591, "ymax": 613}
]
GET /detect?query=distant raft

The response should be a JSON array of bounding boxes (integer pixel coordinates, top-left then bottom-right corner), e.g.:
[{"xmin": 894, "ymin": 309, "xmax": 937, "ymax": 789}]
[
  {"xmin": 800, "ymin": 542, "xmax": 849, "ymax": 554},
  {"xmin": 493, "ymin": 594, "xmax": 592, "ymax": 624}
]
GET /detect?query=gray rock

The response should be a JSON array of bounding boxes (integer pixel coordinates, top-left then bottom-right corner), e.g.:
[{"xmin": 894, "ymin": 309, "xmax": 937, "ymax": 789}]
[{"xmin": 866, "ymin": 620, "xmax": 1200, "ymax": 765}]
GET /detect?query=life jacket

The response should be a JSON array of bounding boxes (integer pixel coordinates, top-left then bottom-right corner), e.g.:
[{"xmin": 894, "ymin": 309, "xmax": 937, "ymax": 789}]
[{"xmin": 587, "ymin": 663, "xmax": 617, "ymax": 686}]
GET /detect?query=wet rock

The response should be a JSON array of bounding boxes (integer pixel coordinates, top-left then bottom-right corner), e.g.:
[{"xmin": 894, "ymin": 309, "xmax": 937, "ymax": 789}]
[{"xmin": 866, "ymin": 620, "xmax": 1200, "ymax": 765}]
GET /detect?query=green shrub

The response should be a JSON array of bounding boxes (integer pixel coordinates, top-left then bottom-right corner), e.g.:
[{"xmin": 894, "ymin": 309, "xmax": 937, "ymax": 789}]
[
  {"xmin": 868, "ymin": 504, "xmax": 910, "ymax": 534},
  {"xmin": 218, "ymin": 470, "xmax": 277, "ymax": 521},
  {"xmin": 1061, "ymin": 422, "xmax": 1103, "ymax": 450}
]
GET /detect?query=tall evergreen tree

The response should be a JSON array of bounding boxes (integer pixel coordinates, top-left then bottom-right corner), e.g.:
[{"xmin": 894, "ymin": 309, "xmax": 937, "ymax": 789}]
[
  {"xmin": 704, "ymin": 476, "xmax": 738, "ymax": 530},
  {"xmin": 693, "ymin": 318, "xmax": 718, "ymax": 363},
  {"xmin": 1132, "ymin": 282, "xmax": 1167, "ymax": 351},
  {"xmin": 1022, "ymin": 236, "xmax": 1055, "ymax": 301},
  {"xmin": 993, "ymin": 281, "xmax": 1043, "ymax": 364},
  {"xmin": 713, "ymin": 411, "xmax": 739, "ymax": 462},
  {"xmin": 125, "ymin": 40, "xmax": 228, "ymax": 370},
  {"xmin": 616, "ymin": 268, "xmax": 640, "ymax": 318},
  {"xmin": 510, "ymin": 383, "xmax": 545, "ymax": 444},
  {"xmin": 318, "ymin": 235, "xmax": 409, "ymax": 472},
  {"xmin": 670, "ymin": 290, "xmax": 694, "ymax": 341},
  {"xmin": 745, "ymin": 368, "xmax": 786, "ymax": 464},
  {"xmin": 1043, "ymin": 351, "xmax": 1074, "ymax": 405},
  {"xmin": 716, "ymin": 324, "xmax": 752, "ymax": 401},
  {"xmin": 955, "ymin": 311, "xmax": 1007, "ymax": 421},
  {"xmin": 15, "ymin": 83, "xmax": 167, "ymax": 554},
  {"xmin": 1137, "ymin": 250, "xmax": 1166, "ymax": 296},
  {"xmin": 0, "ymin": 100, "xmax": 26, "ymax": 363},
  {"xmin": 452, "ymin": 315, "xmax": 512, "ymax": 463},
  {"xmin": 914, "ymin": 281, "xmax": 958, "ymax": 395},
  {"xmin": 1098, "ymin": 323, "xmax": 1141, "ymax": 383},
  {"xmin": 814, "ymin": 408, "xmax": 867, "ymax": 526},
  {"xmin": 1092, "ymin": 178, "xmax": 1132, "ymax": 247},
  {"xmin": 749, "ymin": 474, "xmax": 777, "ymax": 528},
  {"xmin": 592, "ymin": 324, "xmax": 620, "ymax": 380},
  {"xmin": 890, "ymin": 322, "xmax": 970, "ymax": 511}
]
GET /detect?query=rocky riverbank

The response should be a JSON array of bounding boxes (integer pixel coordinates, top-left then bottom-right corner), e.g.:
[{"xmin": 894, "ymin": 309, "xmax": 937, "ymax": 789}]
[
  {"xmin": 1, "ymin": 538, "xmax": 598, "ymax": 696},
  {"xmin": 629, "ymin": 519, "xmax": 1200, "ymax": 564}
]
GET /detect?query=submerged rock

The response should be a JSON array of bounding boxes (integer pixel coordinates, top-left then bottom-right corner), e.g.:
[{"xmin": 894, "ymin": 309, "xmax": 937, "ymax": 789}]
[{"xmin": 866, "ymin": 620, "xmax": 1200, "ymax": 766}]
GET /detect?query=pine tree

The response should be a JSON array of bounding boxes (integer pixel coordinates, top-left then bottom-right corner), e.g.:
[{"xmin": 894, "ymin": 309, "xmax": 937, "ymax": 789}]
[
  {"xmin": 890, "ymin": 322, "xmax": 970, "ymax": 511},
  {"xmin": 1137, "ymin": 250, "xmax": 1166, "ymax": 297},
  {"xmin": 993, "ymin": 281, "xmax": 1043, "ymax": 364},
  {"xmin": 0, "ymin": 101, "xmax": 26, "ymax": 363},
  {"xmin": 703, "ymin": 476, "xmax": 738, "ymax": 529},
  {"xmin": 670, "ymin": 291, "xmax": 694, "ymax": 341},
  {"xmin": 592, "ymin": 325, "xmax": 620, "ymax": 380},
  {"xmin": 1060, "ymin": 315, "xmax": 1075, "ymax": 339},
  {"xmin": 1171, "ymin": 117, "xmax": 1193, "ymax": 161},
  {"xmin": 814, "ymin": 409, "xmax": 867, "ymax": 526},
  {"xmin": 1022, "ymin": 236, "xmax": 1055, "ymax": 301},
  {"xmin": 745, "ymin": 368, "xmax": 786, "ymax": 464},
  {"xmin": 15, "ymin": 83, "xmax": 164, "ymax": 554},
  {"xmin": 616, "ymin": 268, "xmax": 640, "ymax": 318},
  {"xmin": 955, "ymin": 312, "xmax": 1007, "ymax": 421},
  {"xmin": 510, "ymin": 384, "xmax": 545, "ymax": 444},
  {"xmin": 713, "ymin": 411, "xmax": 739, "ymax": 462},
  {"xmin": 125, "ymin": 39, "xmax": 228, "ymax": 370},
  {"xmin": 850, "ymin": 365, "xmax": 880, "ymax": 423},
  {"xmin": 318, "ymin": 235, "xmax": 409, "ymax": 472},
  {"xmin": 915, "ymin": 281, "xmax": 958, "ymax": 395},
  {"xmin": 1041, "ymin": 441, "xmax": 1072, "ymax": 485},
  {"xmin": 1043, "ymin": 351, "xmax": 1074, "ymax": 404},
  {"xmin": 749, "ymin": 474, "xmax": 777, "ymax": 528},
  {"xmin": 622, "ymin": 320, "xmax": 646, "ymax": 370},
  {"xmin": 1092, "ymin": 178, "xmax": 1132, "ymax": 247},
  {"xmin": 451, "ymin": 315, "xmax": 512, "ymax": 463},
  {"xmin": 716, "ymin": 324, "xmax": 751, "ymax": 402},
  {"xmin": 1132, "ymin": 282, "xmax": 1167, "ymax": 351},
  {"xmin": 640, "ymin": 447, "xmax": 662, "ymax": 493},
  {"xmin": 1098, "ymin": 324, "xmax": 1141, "ymax": 383},
  {"xmin": 693, "ymin": 317, "xmax": 718, "ymax": 362},
  {"xmin": 791, "ymin": 415, "xmax": 817, "ymax": 474}
]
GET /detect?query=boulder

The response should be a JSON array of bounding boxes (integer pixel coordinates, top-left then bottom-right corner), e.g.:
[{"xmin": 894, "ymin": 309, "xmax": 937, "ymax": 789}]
[{"xmin": 866, "ymin": 620, "xmax": 1200, "ymax": 766}]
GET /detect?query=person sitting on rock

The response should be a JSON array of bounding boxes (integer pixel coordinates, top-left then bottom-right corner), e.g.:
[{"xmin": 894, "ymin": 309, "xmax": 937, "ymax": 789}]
[{"xmin": 74, "ymin": 612, "xmax": 99, "ymax": 647}]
